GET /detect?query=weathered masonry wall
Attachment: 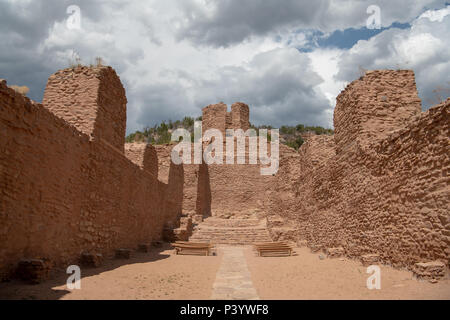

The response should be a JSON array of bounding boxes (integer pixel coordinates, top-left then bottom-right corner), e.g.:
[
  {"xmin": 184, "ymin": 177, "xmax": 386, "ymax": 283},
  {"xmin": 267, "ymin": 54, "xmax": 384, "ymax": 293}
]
[
  {"xmin": 202, "ymin": 102, "xmax": 250, "ymax": 136},
  {"xmin": 201, "ymin": 103, "xmax": 268, "ymax": 218},
  {"xmin": 0, "ymin": 69, "xmax": 183, "ymax": 278},
  {"xmin": 270, "ymin": 70, "xmax": 449, "ymax": 269},
  {"xmin": 43, "ymin": 67, "xmax": 127, "ymax": 153},
  {"xmin": 334, "ymin": 70, "xmax": 421, "ymax": 154}
]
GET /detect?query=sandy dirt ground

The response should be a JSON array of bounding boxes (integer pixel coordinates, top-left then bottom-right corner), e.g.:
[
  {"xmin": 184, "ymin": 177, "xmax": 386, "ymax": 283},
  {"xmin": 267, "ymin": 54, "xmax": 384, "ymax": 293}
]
[
  {"xmin": 0, "ymin": 244, "xmax": 221, "ymax": 300},
  {"xmin": 246, "ymin": 246, "xmax": 450, "ymax": 300},
  {"xmin": 1, "ymin": 245, "xmax": 449, "ymax": 300}
]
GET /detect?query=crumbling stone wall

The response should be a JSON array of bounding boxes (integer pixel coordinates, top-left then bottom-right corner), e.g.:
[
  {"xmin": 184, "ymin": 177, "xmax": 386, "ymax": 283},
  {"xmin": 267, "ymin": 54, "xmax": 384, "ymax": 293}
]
[
  {"xmin": 334, "ymin": 70, "xmax": 421, "ymax": 154},
  {"xmin": 270, "ymin": 70, "xmax": 449, "ymax": 269},
  {"xmin": 202, "ymin": 103, "xmax": 228, "ymax": 136},
  {"xmin": 0, "ymin": 69, "xmax": 183, "ymax": 278},
  {"xmin": 43, "ymin": 66, "xmax": 127, "ymax": 153},
  {"xmin": 125, "ymin": 143, "xmax": 158, "ymax": 178},
  {"xmin": 202, "ymin": 102, "xmax": 250, "ymax": 136},
  {"xmin": 231, "ymin": 102, "xmax": 250, "ymax": 131},
  {"xmin": 200, "ymin": 103, "xmax": 268, "ymax": 218}
]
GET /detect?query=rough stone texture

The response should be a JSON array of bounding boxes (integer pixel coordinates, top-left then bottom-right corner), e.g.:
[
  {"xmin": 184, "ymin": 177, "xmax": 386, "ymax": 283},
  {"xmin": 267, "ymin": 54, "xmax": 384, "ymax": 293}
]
[
  {"xmin": 163, "ymin": 216, "xmax": 193, "ymax": 242},
  {"xmin": 231, "ymin": 102, "xmax": 250, "ymax": 131},
  {"xmin": 15, "ymin": 259, "xmax": 49, "ymax": 284},
  {"xmin": 326, "ymin": 247, "xmax": 345, "ymax": 258},
  {"xmin": 334, "ymin": 70, "xmax": 421, "ymax": 154},
  {"xmin": 43, "ymin": 66, "xmax": 127, "ymax": 153},
  {"xmin": 0, "ymin": 72, "xmax": 183, "ymax": 278},
  {"xmin": 202, "ymin": 102, "xmax": 250, "ymax": 137},
  {"xmin": 190, "ymin": 218, "xmax": 272, "ymax": 245},
  {"xmin": 1, "ymin": 67, "xmax": 448, "ymax": 280},
  {"xmin": 268, "ymin": 70, "xmax": 449, "ymax": 271},
  {"xmin": 413, "ymin": 261, "xmax": 446, "ymax": 280},
  {"xmin": 202, "ymin": 103, "xmax": 227, "ymax": 136},
  {"xmin": 80, "ymin": 252, "xmax": 103, "ymax": 268},
  {"xmin": 124, "ymin": 143, "xmax": 158, "ymax": 178},
  {"xmin": 360, "ymin": 254, "xmax": 380, "ymax": 266},
  {"xmin": 154, "ymin": 145, "xmax": 202, "ymax": 225},
  {"xmin": 115, "ymin": 249, "xmax": 131, "ymax": 259},
  {"xmin": 205, "ymin": 139, "xmax": 275, "ymax": 219}
]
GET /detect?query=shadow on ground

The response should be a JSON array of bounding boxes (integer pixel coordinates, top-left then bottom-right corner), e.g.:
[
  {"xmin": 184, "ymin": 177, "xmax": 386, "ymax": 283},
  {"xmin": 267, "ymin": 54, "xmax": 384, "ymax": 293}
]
[{"xmin": 0, "ymin": 243, "xmax": 172, "ymax": 300}]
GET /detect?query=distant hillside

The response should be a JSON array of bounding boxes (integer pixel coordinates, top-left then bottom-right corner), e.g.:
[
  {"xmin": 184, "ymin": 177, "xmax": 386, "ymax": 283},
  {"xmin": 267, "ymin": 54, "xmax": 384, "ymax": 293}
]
[{"xmin": 126, "ymin": 117, "xmax": 333, "ymax": 150}]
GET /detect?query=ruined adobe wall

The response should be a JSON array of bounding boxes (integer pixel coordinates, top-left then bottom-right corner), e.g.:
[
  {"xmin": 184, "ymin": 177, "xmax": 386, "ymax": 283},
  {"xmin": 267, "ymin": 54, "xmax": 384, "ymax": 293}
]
[
  {"xmin": 0, "ymin": 70, "xmax": 182, "ymax": 278},
  {"xmin": 43, "ymin": 66, "xmax": 127, "ymax": 153},
  {"xmin": 207, "ymin": 161, "xmax": 272, "ymax": 219},
  {"xmin": 277, "ymin": 71, "xmax": 449, "ymax": 269},
  {"xmin": 202, "ymin": 102, "xmax": 250, "ymax": 136},
  {"xmin": 200, "ymin": 103, "xmax": 270, "ymax": 218},
  {"xmin": 202, "ymin": 103, "xmax": 228, "ymax": 136},
  {"xmin": 154, "ymin": 144, "xmax": 213, "ymax": 219},
  {"xmin": 266, "ymin": 137, "xmax": 334, "ymax": 240},
  {"xmin": 154, "ymin": 144, "xmax": 207, "ymax": 222},
  {"xmin": 124, "ymin": 143, "xmax": 158, "ymax": 177},
  {"xmin": 334, "ymin": 70, "xmax": 421, "ymax": 154}
]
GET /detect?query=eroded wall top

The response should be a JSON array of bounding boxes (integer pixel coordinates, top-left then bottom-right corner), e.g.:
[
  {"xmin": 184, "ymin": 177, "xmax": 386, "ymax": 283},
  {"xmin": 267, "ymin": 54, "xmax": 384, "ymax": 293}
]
[
  {"xmin": 202, "ymin": 102, "xmax": 250, "ymax": 135},
  {"xmin": 334, "ymin": 70, "xmax": 422, "ymax": 154},
  {"xmin": 43, "ymin": 66, "xmax": 127, "ymax": 153}
]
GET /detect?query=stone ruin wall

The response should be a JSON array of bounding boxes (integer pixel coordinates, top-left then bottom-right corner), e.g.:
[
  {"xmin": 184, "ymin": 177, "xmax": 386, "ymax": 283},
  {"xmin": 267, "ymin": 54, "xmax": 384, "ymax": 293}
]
[
  {"xmin": 0, "ymin": 68, "xmax": 184, "ymax": 279},
  {"xmin": 334, "ymin": 70, "xmax": 422, "ymax": 154},
  {"xmin": 155, "ymin": 101, "xmax": 273, "ymax": 220},
  {"xmin": 154, "ymin": 102, "xmax": 270, "ymax": 220},
  {"xmin": 202, "ymin": 102, "xmax": 250, "ymax": 136},
  {"xmin": 43, "ymin": 67, "xmax": 127, "ymax": 153},
  {"xmin": 1, "ymin": 66, "xmax": 447, "ymax": 277},
  {"xmin": 200, "ymin": 103, "xmax": 271, "ymax": 218},
  {"xmin": 269, "ymin": 70, "xmax": 449, "ymax": 269}
]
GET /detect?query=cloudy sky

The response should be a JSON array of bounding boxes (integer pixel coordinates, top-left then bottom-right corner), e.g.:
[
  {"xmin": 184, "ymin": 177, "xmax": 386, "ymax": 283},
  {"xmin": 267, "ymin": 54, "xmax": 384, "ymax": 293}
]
[{"xmin": 1, "ymin": 0, "xmax": 449, "ymax": 133}]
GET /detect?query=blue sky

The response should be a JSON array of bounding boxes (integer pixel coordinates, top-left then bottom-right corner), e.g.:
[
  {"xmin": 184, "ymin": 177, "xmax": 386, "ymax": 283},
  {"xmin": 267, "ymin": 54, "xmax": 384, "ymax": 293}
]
[{"xmin": 0, "ymin": 0, "xmax": 449, "ymax": 133}]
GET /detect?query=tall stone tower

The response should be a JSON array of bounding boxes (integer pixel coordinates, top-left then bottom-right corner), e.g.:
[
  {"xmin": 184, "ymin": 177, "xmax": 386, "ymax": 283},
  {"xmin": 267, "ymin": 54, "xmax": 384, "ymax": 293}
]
[
  {"xmin": 202, "ymin": 102, "xmax": 250, "ymax": 135},
  {"xmin": 43, "ymin": 66, "xmax": 127, "ymax": 153}
]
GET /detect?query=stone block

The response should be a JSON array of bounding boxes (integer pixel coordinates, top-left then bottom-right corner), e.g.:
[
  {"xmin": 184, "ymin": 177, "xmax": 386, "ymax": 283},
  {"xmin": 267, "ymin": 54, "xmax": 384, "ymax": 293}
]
[
  {"xmin": 297, "ymin": 240, "xmax": 308, "ymax": 247},
  {"xmin": 115, "ymin": 249, "xmax": 132, "ymax": 259},
  {"xmin": 326, "ymin": 247, "xmax": 345, "ymax": 258},
  {"xmin": 16, "ymin": 259, "xmax": 49, "ymax": 284},
  {"xmin": 137, "ymin": 244, "xmax": 151, "ymax": 253},
  {"xmin": 413, "ymin": 261, "xmax": 446, "ymax": 280},
  {"xmin": 360, "ymin": 254, "xmax": 380, "ymax": 266},
  {"xmin": 192, "ymin": 214, "xmax": 203, "ymax": 224},
  {"xmin": 80, "ymin": 252, "xmax": 103, "ymax": 268}
]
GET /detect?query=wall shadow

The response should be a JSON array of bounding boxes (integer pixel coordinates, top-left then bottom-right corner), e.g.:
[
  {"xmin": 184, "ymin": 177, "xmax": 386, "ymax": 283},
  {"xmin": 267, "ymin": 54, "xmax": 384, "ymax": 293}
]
[
  {"xmin": 0, "ymin": 244, "xmax": 172, "ymax": 300},
  {"xmin": 196, "ymin": 162, "xmax": 211, "ymax": 218}
]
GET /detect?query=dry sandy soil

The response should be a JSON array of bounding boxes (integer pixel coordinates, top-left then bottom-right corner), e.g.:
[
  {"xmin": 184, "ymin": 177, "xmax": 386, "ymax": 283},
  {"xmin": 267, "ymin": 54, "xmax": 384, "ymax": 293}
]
[
  {"xmin": 0, "ymin": 244, "xmax": 449, "ymax": 300},
  {"xmin": 246, "ymin": 247, "xmax": 450, "ymax": 300},
  {"xmin": 0, "ymin": 244, "xmax": 221, "ymax": 300}
]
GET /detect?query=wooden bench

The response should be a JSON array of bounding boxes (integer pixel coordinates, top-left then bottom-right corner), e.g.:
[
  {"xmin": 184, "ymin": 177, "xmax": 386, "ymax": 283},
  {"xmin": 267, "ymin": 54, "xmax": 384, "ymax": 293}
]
[
  {"xmin": 253, "ymin": 242, "xmax": 293, "ymax": 257},
  {"xmin": 172, "ymin": 242, "xmax": 213, "ymax": 256}
]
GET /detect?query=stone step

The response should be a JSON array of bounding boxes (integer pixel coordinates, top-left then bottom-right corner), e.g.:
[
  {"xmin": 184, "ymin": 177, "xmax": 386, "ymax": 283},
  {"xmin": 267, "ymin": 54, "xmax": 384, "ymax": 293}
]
[
  {"xmin": 199, "ymin": 218, "xmax": 262, "ymax": 228},
  {"xmin": 189, "ymin": 217, "xmax": 272, "ymax": 245}
]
